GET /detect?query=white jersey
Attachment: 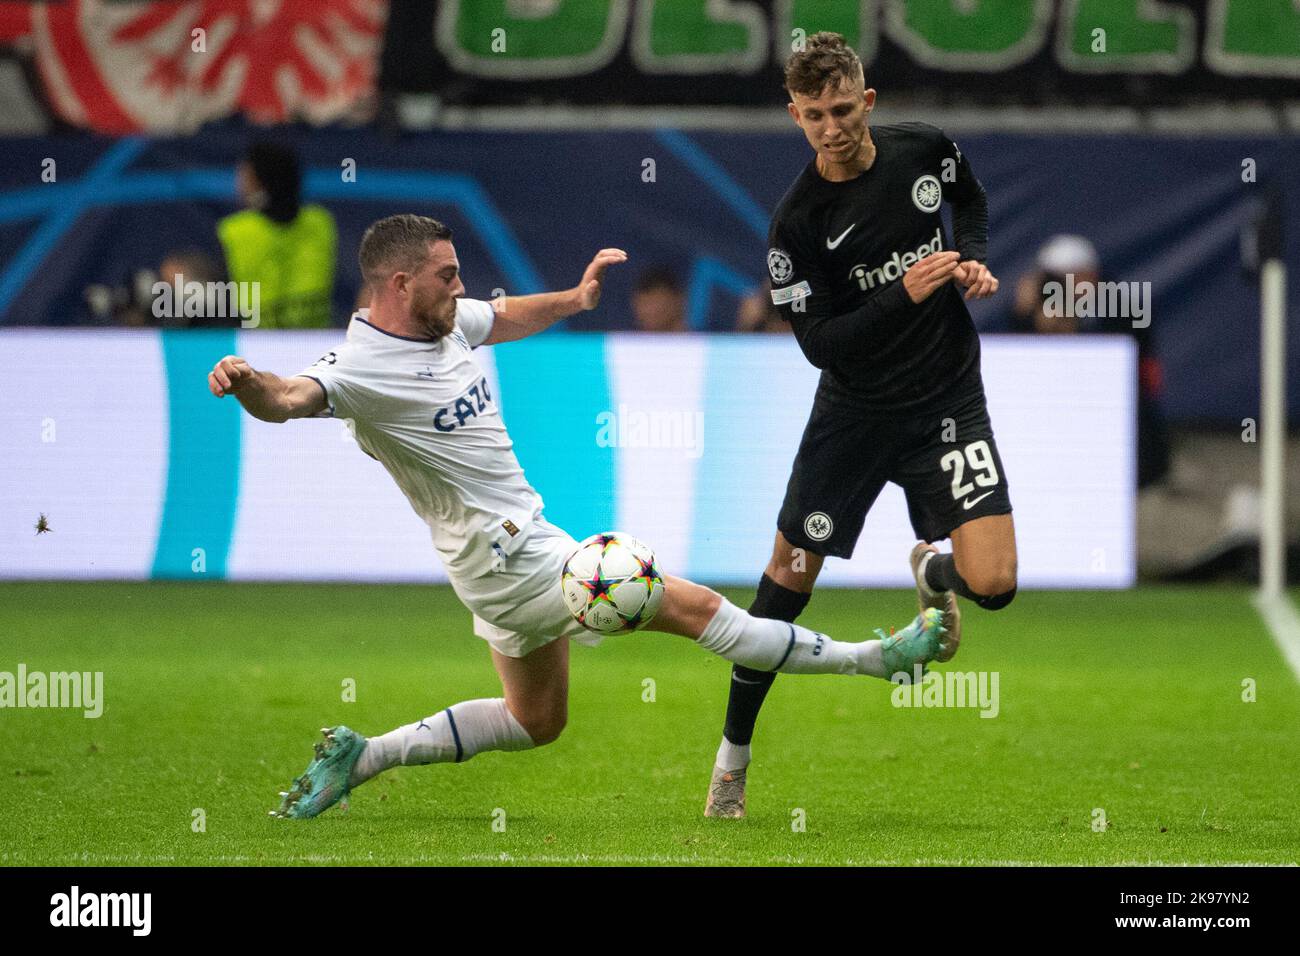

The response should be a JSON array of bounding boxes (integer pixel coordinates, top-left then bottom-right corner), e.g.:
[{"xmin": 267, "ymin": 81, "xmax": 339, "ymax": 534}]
[{"xmin": 297, "ymin": 301, "xmax": 546, "ymax": 586}]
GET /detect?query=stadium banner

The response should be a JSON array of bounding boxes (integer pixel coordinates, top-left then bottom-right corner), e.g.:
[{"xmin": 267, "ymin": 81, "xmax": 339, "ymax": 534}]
[
  {"xmin": 0, "ymin": 1, "xmax": 1297, "ymax": 135},
  {"xmin": 0, "ymin": 0, "xmax": 385, "ymax": 134},
  {"xmin": 407, "ymin": 0, "xmax": 1300, "ymax": 107},
  {"xmin": 0, "ymin": 329, "xmax": 1136, "ymax": 588}
]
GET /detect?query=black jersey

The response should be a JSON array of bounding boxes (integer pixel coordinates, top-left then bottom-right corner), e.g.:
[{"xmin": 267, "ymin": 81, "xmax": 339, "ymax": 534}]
[{"xmin": 767, "ymin": 122, "xmax": 989, "ymax": 415}]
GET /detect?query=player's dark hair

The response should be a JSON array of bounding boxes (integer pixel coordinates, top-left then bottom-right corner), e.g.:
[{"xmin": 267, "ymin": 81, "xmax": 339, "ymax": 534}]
[
  {"xmin": 359, "ymin": 214, "xmax": 454, "ymax": 282},
  {"xmin": 245, "ymin": 141, "xmax": 301, "ymax": 224},
  {"xmin": 784, "ymin": 31, "xmax": 863, "ymax": 98}
]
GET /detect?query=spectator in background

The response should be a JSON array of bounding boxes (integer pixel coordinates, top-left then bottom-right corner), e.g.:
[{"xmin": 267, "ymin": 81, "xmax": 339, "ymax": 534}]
[
  {"xmin": 85, "ymin": 250, "xmax": 230, "ymax": 328},
  {"xmin": 218, "ymin": 141, "xmax": 338, "ymax": 329},
  {"xmin": 735, "ymin": 281, "xmax": 787, "ymax": 334},
  {"xmin": 631, "ymin": 266, "xmax": 686, "ymax": 333},
  {"xmin": 1011, "ymin": 234, "xmax": 1170, "ymax": 487},
  {"xmin": 156, "ymin": 250, "xmax": 234, "ymax": 328},
  {"xmin": 84, "ymin": 268, "xmax": 155, "ymax": 327},
  {"xmin": 1010, "ymin": 234, "xmax": 1100, "ymax": 335}
]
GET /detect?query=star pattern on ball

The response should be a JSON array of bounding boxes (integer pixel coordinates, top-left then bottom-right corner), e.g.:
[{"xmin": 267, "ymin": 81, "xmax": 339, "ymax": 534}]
[{"xmin": 582, "ymin": 573, "xmax": 614, "ymax": 602}]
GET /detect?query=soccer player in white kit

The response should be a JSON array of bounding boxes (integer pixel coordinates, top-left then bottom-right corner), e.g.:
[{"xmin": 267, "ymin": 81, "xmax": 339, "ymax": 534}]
[{"xmin": 207, "ymin": 215, "xmax": 951, "ymax": 819}]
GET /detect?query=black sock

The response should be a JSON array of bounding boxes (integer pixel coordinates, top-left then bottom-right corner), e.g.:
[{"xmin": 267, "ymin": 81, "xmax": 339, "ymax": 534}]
[
  {"xmin": 923, "ymin": 552, "xmax": 1018, "ymax": 610},
  {"xmin": 722, "ymin": 575, "xmax": 811, "ymax": 747}
]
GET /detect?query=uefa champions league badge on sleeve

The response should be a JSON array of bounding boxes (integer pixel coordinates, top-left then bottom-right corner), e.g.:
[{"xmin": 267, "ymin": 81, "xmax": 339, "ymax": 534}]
[{"xmin": 767, "ymin": 248, "xmax": 794, "ymax": 284}]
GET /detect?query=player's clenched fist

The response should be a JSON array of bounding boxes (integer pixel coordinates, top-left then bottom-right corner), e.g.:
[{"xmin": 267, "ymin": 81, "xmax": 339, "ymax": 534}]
[
  {"xmin": 903, "ymin": 250, "xmax": 961, "ymax": 305},
  {"xmin": 209, "ymin": 355, "xmax": 254, "ymax": 397},
  {"xmin": 954, "ymin": 260, "xmax": 999, "ymax": 301}
]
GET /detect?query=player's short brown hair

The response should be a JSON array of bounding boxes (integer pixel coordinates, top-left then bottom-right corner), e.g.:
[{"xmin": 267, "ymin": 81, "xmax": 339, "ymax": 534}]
[
  {"xmin": 359, "ymin": 214, "xmax": 453, "ymax": 282},
  {"xmin": 784, "ymin": 31, "xmax": 863, "ymax": 98}
]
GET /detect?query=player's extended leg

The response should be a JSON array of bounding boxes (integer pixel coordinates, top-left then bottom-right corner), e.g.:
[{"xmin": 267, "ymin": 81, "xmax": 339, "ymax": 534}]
[
  {"xmin": 920, "ymin": 514, "xmax": 1018, "ymax": 611},
  {"xmin": 653, "ymin": 571, "xmax": 947, "ymax": 680},
  {"xmin": 705, "ymin": 532, "xmax": 822, "ymax": 816},
  {"xmin": 272, "ymin": 638, "xmax": 568, "ymax": 819},
  {"xmin": 350, "ymin": 637, "xmax": 566, "ymax": 777}
]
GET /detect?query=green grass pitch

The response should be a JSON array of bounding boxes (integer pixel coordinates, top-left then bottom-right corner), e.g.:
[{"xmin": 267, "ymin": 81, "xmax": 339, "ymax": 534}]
[{"xmin": 1, "ymin": 582, "xmax": 1297, "ymax": 866}]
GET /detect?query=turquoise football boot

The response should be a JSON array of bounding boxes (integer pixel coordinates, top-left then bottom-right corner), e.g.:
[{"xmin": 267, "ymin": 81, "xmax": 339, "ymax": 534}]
[
  {"xmin": 270, "ymin": 726, "xmax": 367, "ymax": 820},
  {"xmin": 878, "ymin": 607, "xmax": 947, "ymax": 682}
]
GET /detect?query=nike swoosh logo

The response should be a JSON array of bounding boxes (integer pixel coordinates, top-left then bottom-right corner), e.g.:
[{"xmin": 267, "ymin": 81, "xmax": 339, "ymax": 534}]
[
  {"xmin": 826, "ymin": 224, "xmax": 856, "ymax": 249},
  {"xmin": 962, "ymin": 491, "xmax": 995, "ymax": 510},
  {"xmin": 732, "ymin": 673, "xmax": 766, "ymax": 685}
]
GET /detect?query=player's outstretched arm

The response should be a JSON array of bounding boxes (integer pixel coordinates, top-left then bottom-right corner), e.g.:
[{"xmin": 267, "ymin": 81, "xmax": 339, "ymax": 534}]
[
  {"xmin": 482, "ymin": 248, "xmax": 627, "ymax": 345},
  {"xmin": 207, "ymin": 355, "xmax": 326, "ymax": 423}
]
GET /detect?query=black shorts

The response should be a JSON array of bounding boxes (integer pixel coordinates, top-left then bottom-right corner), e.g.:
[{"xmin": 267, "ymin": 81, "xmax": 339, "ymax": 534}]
[{"xmin": 777, "ymin": 389, "xmax": 1013, "ymax": 558}]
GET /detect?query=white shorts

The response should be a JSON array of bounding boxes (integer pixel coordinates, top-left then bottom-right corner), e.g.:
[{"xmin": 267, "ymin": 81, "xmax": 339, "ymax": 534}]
[{"xmin": 451, "ymin": 518, "xmax": 605, "ymax": 658}]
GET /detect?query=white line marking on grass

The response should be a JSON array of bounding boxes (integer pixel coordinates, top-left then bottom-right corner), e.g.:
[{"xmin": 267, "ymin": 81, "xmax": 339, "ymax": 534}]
[{"xmin": 1251, "ymin": 590, "xmax": 1300, "ymax": 683}]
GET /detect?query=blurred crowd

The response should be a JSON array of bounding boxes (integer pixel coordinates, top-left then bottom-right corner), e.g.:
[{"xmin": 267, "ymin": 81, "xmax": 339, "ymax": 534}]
[
  {"xmin": 80, "ymin": 144, "xmax": 1168, "ymax": 489},
  {"xmin": 85, "ymin": 141, "xmax": 338, "ymax": 330},
  {"xmin": 77, "ymin": 153, "xmax": 1169, "ymax": 488}
]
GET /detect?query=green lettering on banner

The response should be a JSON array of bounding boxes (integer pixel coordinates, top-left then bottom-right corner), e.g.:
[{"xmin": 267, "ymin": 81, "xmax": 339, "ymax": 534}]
[
  {"xmin": 427, "ymin": 0, "xmax": 1300, "ymax": 83},
  {"xmin": 884, "ymin": 0, "xmax": 1053, "ymax": 69},
  {"xmin": 632, "ymin": 0, "xmax": 767, "ymax": 74},
  {"xmin": 1058, "ymin": 0, "xmax": 1195, "ymax": 73},
  {"xmin": 435, "ymin": 0, "xmax": 630, "ymax": 79},
  {"xmin": 1207, "ymin": 0, "xmax": 1300, "ymax": 77},
  {"xmin": 780, "ymin": 0, "xmax": 877, "ymax": 66}
]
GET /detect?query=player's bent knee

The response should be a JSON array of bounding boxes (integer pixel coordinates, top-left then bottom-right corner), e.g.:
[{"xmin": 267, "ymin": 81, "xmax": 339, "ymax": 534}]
[
  {"xmin": 519, "ymin": 708, "xmax": 567, "ymax": 746},
  {"xmin": 963, "ymin": 563, "xmax": 1017, "ymax": 600},
  {"xmin": 975, "ymin": 585, "xmax": 1017, "ymax": 612},
  {"xmin": 529, "ymin": 724, "xmax": 565, "ymax": 747}
]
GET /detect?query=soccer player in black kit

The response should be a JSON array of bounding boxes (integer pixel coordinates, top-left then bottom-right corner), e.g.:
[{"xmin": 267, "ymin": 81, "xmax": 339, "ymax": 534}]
[{"xmin": 704, "ymin": 32, "xmax": 1018, "ymax": 817}]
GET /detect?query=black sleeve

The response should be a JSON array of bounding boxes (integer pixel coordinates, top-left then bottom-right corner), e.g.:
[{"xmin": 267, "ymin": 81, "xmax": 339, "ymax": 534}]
[
  {"xmin": 939, "ymin": 130, "xmax": 989, "ymax": 263},
  {"xmin": 790, "ymin": 283, "xmax": 917, "ymax": 369},
  {"xmin": 769, "ymin": 218, "xmax": 917, "ymax": 370}
]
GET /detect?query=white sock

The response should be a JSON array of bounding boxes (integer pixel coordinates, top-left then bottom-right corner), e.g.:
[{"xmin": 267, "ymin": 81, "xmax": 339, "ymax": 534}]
[
  {"xmin": 716, "ymin": 738, "xmax": 751, "ymax": 772},
  {"xmin": 348, "ymin": 698, "xmax": 534, "ymax": 788},
  {"xmin": 696, "ymin": 598, "xmax": 888, "ymax": 678}
]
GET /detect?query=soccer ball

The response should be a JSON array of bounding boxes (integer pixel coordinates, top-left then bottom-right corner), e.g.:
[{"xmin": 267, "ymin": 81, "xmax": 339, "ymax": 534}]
[{"xmin": 561, "ymin": 531, "xmax": 665, "ymax": 634}]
